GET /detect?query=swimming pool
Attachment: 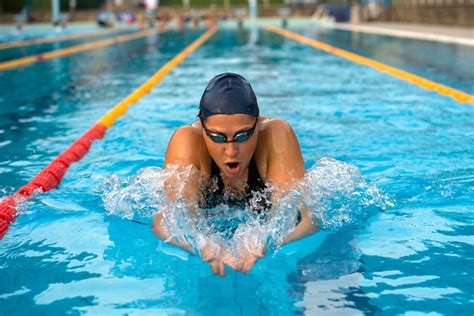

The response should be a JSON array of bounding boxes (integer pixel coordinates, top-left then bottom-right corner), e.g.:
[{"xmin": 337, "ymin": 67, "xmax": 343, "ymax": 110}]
[{"xmin": 1, "ymin": 22, "xmax": 473, "ymax": 314}]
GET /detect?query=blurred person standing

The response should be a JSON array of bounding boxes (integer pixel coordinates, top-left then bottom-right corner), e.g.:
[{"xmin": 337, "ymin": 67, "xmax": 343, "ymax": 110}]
[{"xmin": 144, "ymin": 0, "xmax": 159, "ymax": 27}]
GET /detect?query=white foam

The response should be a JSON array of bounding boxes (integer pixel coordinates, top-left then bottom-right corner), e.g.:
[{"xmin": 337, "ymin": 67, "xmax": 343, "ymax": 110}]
[{"xmin": 101, "ymin": 158, "xmax": 393, "ymax": 257}]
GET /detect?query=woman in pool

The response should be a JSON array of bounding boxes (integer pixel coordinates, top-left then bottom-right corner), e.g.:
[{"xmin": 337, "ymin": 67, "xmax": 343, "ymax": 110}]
[{"xmin": 153, "ymin": 73, "xmax": 318, "ymax": 276}]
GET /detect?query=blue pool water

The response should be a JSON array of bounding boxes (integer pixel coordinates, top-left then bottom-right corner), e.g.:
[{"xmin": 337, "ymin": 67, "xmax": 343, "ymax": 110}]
[
  {"xmin": 0, "ymin": 28, "xmax": 138, "ymax": 63},
  {"xmin": 1, "ymin": 23, "xmax": 473, "ymax": 314}
]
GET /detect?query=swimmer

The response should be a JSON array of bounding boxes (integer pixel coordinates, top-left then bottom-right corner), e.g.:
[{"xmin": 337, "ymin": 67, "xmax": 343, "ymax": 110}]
[{"xmin": 153, "ymin": 73, "xmax": 318, "ymax": 276}]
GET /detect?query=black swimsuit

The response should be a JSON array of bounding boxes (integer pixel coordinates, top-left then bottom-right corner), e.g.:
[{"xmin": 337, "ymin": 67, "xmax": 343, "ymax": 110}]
[
  {"xmin": 199, "ymin": 156, "xmax": 271, "ymax": 213},
  {"xmin": 197, "ymin": 157, "xmax": 301, "ymax": 239}
]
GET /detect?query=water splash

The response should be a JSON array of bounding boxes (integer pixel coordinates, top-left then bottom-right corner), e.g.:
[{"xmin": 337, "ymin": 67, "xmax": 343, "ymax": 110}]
[
  {"xmin": 101, "ymin": 158, "xmax": 393, "ymax": 256},
  {"xmin": 303, "ymin": 157, "xmax": 394, "ymax": 231}
]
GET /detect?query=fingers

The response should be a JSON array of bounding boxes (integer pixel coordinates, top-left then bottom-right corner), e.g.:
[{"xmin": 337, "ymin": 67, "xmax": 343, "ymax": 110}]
[
  {"xmin": 200, "ymin": 244, "xmax": 220, "ymax": 262},
  {"xmin": 200, "ymin": 248, "xmax": 209, "ymax": 261},
  {"xmin": 226, "ymin": 260, "xmax": 242, "ymax": 271},
  {"xmin": 221, "ymin": 249, "xmax": 242, "ymax": 271},
  {"xmin": 223, "ymin": 242, "xmax": 265, "ymax": 274},
  {"xmin": 203, "ymin": 243, "xmax": 266, "ymax": 276},
  {"xmin": 219, "ymin": 259, "xmax": 226, "ymax": 277},
  {"xmin": 201, "ymin": 250, "xmax": 212, "ymax": 262},
  {"xmin": 223, "ymin": 255, "xmax": 243, "ymax": 271},
  {"xmin": 208, "ymin": 256, "xmax": 257, "ymax": 276},
  {"xmin": 209, "ymin": 260, "xmax": 219, "ymax": 275},
  {"xmin": 241, "ymin": 256, "xmax": 258, "ymax": 274},
  {"xmin": 250, "ymin": 243, "xmax": 266, "ymax": 258},
  {"xmin": 239, "ymin": 242, "xmax": 266, "ymax": 259},
  {"xmin": 208, "ymin": 259, "xmax": 226, "ymax": 277}
]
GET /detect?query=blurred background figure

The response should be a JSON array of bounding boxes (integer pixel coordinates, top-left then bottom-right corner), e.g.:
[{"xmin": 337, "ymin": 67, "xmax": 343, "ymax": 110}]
[
  {"xmin": 96, "ymin": 11, "xmax": 115, "ymax": 27},
  {"xmin": 177, "ymin": 15, "xmax": 185, "ymax": 30},
  {"xmin": 144, "ymin": 0, "xmax": 158, "ymax": 27},
  {"xmin": 114, "ymin": 0, "xmax": 123, "ymax": 10},
  {"xmin": 69, "ymin": 0, "xmax": 76, "ymax": 18}
]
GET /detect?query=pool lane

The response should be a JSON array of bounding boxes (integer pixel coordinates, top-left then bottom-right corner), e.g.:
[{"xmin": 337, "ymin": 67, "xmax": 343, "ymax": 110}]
[
  {"xmin": 0, "ymin": 28, "xmax": 139, "ymax": 63},
  {"xmin": 0, "ymin": 28, "xmax": 163, "ymax": 70},
  {"xmin": 0, "ymin": 27, "xmax": 129, "ymax": 50},
  {"xmin": 303, "ymin": 25, "xmax": 474, "ymax": 95},
  {"xmin": 264, "ymin": 24, "xmax": 474, "ymax": 106},
  {"xmin": 0, "ymin": 29, "xmax": 209, "ymax": 189},
  {"xmin": 0, "ymin": 27, "xmax": 473, "ymax": 315},
  {"xmin": 0, "ymin": 27, "xmax": 218, "ymax": 238}
]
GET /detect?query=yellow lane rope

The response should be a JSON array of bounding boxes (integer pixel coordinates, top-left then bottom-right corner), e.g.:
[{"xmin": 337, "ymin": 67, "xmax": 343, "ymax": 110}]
[
  {"xmin": 0, "ymin": 28, "xmax": 162, "ymax": 72},
  {"xmin": 98, "ymin": 26, "xmax": 218, "ymax": 128},
  {"xmin": 0, "ymin": 27, "xmax": 127, "ymax": 50},
  {"xmin": 264, "ymin": 24, "xmax": 474, "ymax": 106}
]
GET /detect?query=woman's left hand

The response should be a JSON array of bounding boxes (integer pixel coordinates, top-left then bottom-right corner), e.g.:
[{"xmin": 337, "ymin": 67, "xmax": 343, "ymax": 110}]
[{"xmin": 238, "ymin": 242, "xmax": 266, "ymax": 274}]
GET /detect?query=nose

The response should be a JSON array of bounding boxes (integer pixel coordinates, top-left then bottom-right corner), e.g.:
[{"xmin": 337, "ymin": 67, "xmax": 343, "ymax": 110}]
[{"xmin": 224, "ymin": 142, "xmax": 238, "ymax": 158}]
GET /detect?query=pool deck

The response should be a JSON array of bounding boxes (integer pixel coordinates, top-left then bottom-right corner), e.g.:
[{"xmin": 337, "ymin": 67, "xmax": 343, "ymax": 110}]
[
  {"xmin": 333, "ymin": 22, "xmax": 474, "ymax": 46},
  {"xmin": 1, "ymin": 19, "xmax": 473, "ymax": 46},
  {"xmin": 221, "ymin": 18, "xmax": 474, "ymax": 46}
]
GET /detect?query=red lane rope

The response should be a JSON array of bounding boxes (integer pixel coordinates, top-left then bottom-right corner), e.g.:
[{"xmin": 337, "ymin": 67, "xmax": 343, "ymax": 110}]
[
  {"xmin": 0, "ymin": 26, "xmax": 219, "ymax": 239},
  {"xmin": 0, "ymin": 123, "xmax": 106, "ymax": 239}
]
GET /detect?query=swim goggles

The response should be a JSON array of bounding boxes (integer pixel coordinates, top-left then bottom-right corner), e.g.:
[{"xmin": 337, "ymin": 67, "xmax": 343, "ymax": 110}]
[{"xmin": 200, "ymin": 117, "xmax": 258, "ymax": 143}]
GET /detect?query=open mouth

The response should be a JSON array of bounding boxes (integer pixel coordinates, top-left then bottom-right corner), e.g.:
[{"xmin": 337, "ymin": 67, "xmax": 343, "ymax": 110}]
[
  {"xmin": 225, "ymin": 162, "xmax": 241, "ymax": 176},
  {"xmin": 227, "ymin": 162, "xmax": 239, "ymax": 169}
]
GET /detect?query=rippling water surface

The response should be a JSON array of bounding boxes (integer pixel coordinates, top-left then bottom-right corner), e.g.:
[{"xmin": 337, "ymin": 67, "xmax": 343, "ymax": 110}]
[{"xmin": 0, "ymin": 24, "xmax": 473, "ymax": 315}]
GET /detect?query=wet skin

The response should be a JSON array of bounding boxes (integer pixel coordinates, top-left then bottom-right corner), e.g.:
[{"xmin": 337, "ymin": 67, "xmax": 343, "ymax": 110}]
[{"xmin": 153, "ymin": 114, "xmax": 318, "ymax": 276}]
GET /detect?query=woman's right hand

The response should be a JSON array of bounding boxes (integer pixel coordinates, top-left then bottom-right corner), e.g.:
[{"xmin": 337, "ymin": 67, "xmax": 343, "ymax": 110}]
[
  {"xmin": 198, "ymin": 239, "xmax": 228, "ymax": 277},
  {"xmin": 199, "ymin": 240, "xmax": 245, "ymax": 276},
  {"xmin": 222, "ymin": 250, "xmax": 244, "ymax": 272}
]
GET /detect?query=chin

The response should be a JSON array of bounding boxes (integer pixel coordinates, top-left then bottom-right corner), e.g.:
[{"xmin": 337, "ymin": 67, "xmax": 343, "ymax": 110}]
[{"xmin": 224, "ymin": 171, "xmax": 242, "ymax": 179}]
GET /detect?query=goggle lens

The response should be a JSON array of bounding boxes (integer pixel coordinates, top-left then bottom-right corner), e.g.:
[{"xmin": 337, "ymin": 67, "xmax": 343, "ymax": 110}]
[
  {"xmin": 208, "ymin": 133, "xmax": 227, "ymax": 143},
  {"xmin": 201, "ymin": 118, "xmax": 258, "ymax": 144},
  {"xmin": 233, "ymin": 132, "xmax": 250, "ymax": 142}
]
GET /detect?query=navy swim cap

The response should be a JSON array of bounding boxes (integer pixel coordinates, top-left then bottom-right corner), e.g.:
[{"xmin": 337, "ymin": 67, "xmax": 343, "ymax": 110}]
[{"xmin": 199, "ymin": 73, "xmax": 259, "ymax": 119}]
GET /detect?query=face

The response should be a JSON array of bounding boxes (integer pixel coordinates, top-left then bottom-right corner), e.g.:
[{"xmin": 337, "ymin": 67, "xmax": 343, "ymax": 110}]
[{"xmin": 201, "ymin": 114, "xmax": 259, "ymax": 179}]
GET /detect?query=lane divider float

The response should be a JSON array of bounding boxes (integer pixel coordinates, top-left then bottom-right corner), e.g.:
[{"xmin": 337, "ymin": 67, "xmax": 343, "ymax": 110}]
[
  {"xmin": 263, "ymin": 24, "xmax": 474, "ymax": 106},
  {"xmin": 0, "ymin": 28, "xmax": 163, "ymax": 71},
  {"xmin": 0, "ymin": 26, "xmax": 218, "ymax": 239},
  {"xmin": 0, "ymin": 27, "xmax": 129, "ymax": 50}
]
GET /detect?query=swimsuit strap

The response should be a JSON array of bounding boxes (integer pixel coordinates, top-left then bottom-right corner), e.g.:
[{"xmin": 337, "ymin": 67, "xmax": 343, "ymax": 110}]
[{"xmin": 247, "ymin": 156, "xmax": 265, "ymax": 193}]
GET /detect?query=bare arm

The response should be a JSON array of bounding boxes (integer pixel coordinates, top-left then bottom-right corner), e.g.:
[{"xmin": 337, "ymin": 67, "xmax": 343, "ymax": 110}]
[
  {"xmin": 282, "ymin": 207, "xmax": 319, "ymax": 245},
  {"xmin": 153, "ymin": 126, "xmax": 236, "ymax": 276},
  {"xmin": 152, "ymin": 213, "xmax": 195, "ymax": 253},
  {"xmin": 237, "ymin": 119, "xmax": 318, "ymax": 274},
  {"xmin": 264, "ymin": 119, "xmax": 319, "ymax": 245},
  {"xmin": 152, "ymin": 126, "xmax": 202, "ymax": 253}
]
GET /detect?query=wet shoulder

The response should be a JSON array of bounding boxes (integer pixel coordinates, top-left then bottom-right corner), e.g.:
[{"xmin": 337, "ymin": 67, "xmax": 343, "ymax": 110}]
[
  {"xmin": 256, "ymin": 117, "xmax": 304, "ymax": 182},
  {"xmin": 170, "ymin": 124, "xmax": 202, "ymax": 146},
  {"xmin": 254, "ymin": 118, "xmax": 293, "ymax": 177},
  {"xmin": 260, "ymin": 117, "xmax": 291, "ymax": 131},
  {"xmin": 165, "ymin": 123, "xmax": 206, "ymax": 168},
  {"xmin": 258, "ymin": 118, "xmax": 296, "ymax": 152}
]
